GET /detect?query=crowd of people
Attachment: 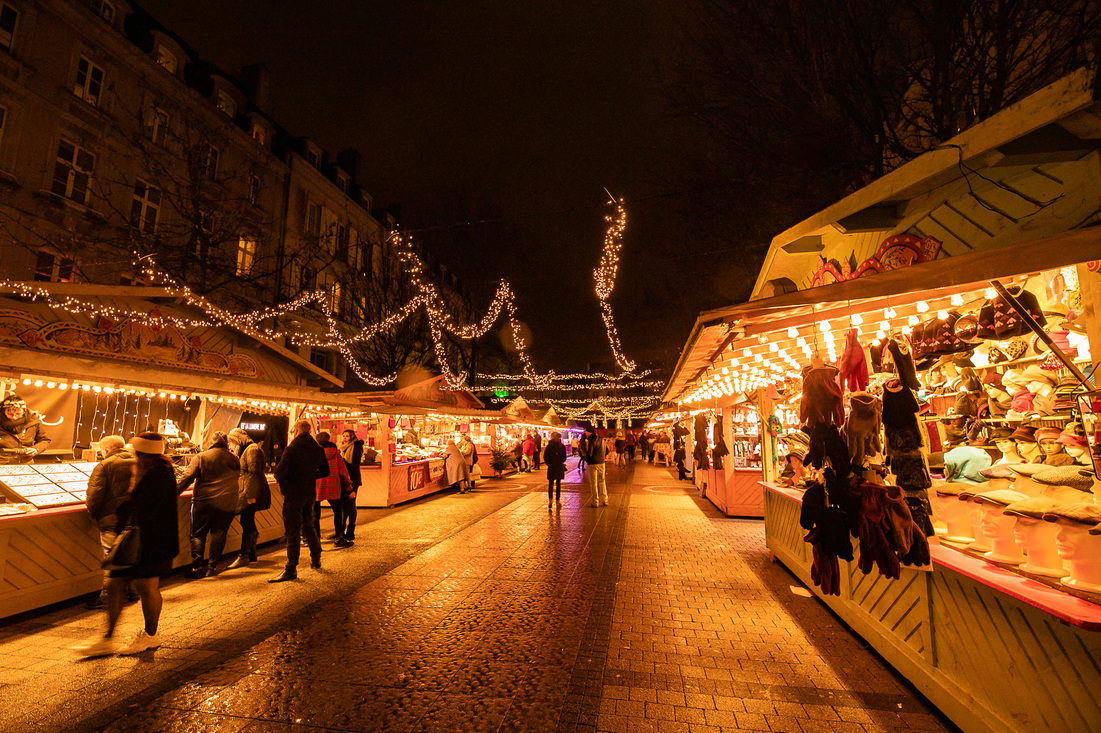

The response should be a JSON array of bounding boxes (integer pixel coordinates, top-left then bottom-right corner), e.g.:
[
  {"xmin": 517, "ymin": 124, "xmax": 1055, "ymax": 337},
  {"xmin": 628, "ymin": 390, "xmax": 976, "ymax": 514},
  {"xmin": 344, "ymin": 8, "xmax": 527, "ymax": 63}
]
[{"xmin": 76, "ymin": 420, "xmax": 366, "ymax": 657}]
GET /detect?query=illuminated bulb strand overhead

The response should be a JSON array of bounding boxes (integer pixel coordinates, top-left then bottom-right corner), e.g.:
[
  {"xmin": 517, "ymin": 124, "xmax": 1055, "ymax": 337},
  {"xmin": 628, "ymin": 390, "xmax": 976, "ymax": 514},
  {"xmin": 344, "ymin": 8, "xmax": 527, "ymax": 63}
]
[{"xmin": 593, "ymin": 199, "xmax": 636, "ymax": 373}]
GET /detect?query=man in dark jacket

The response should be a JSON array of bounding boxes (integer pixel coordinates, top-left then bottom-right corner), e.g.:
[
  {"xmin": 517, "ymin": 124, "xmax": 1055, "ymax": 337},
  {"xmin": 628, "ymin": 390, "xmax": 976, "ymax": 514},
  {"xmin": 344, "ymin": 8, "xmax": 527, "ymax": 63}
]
[
  {"xmin": 269, "ymin": 419, "xmax": 329, "ymax": 582},
  {"xmin": 227, "ymin": 428, "xmax": 269, "ymax": 569},
  {"xmin": 0, "ymin": 395, "xmax": 51, "ymax": 464},
  {"xmin": 177, "ymin": 432, "xmax": 241, "ymax": 577},
  {"xmin": 85, "ymin": 435, "xmax": 135, "ymax": 608}
]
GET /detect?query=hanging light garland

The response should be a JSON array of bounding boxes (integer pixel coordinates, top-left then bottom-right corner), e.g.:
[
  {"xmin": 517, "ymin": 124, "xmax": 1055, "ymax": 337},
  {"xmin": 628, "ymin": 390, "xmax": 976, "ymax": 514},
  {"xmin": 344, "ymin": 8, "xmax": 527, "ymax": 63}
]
[{"xmin": 593, "ymin": 198, "xmax": 636, "ymax": 373}]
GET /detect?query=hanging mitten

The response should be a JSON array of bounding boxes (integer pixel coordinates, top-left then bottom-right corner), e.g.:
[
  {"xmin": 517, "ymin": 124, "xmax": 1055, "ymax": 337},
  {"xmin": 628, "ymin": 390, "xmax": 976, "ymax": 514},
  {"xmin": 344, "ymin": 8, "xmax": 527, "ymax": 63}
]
[
  {"xmin": 903, "ymin": 493, "xmax": 935, "ymax": 537},
  {"xmin": 843, "ymin": 392, "xmax": 882, "ymax": 465},
  {"xmin": 800, "ymin": 367, "xmax": 844, "ymax": 427},
  {"xmin": 809, "ymin": 543, "xmax": 841, "ymax": 596},
  {"xmin": 839, "ymin": 329, "xmax": 870, "ymax": 392},
  {"xmin": 887, "ymin": 339, "xmax": 920, "ymax": 391}
]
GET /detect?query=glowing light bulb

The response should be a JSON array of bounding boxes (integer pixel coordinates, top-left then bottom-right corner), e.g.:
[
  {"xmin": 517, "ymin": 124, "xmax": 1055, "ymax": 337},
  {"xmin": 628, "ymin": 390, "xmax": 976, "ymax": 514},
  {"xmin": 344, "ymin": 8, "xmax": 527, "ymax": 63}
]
[
  {"xmin": 908, "ymin": 315, "xmax": 919, "ymax": 326},
  {"xmin": 884, "ymin": 307, "xmax": 896, "ymax": 319},
  {"xmin": 851, "ymin": 313, "xmax": 863, "ymax": 326},
  {"xmin": 743, "ymin": 348, "xmax": 752, "ymax": 358},
  {"xmin": 951, "ymin": 294, "xmax": 964, "ymax": 307},
  {"xmin": 917, "ymin": 301, "xmax": 929, "ymax": 312},
  {"xmin": 819, "ymin": 320, "xmax": 831, "ymax": 333},
  {"xmin": 59, "ymin": 383, "xmax": 68, "ymax": 390},
  {"xmin": 33, "ymin": 380, "xmax": 42, "ymax": 387},
  {"xmin": 796, "ymin": 337, "xmax": 807, "ymax": 347},
  {"xmin": 46, "ymin": 382, "xmax": 55, "ymax": 389},
  {"xmin": 787, "ymin": 326, "xmax": 798, "ymax": 338},
  {"xmin": 879, "ymin": 321, "xmax": 890, "ymax": 332},
  {"xmin": 769, "ymin": 342, "xmax": 779, "ymax": 352},
  {"xmin": 754, "ymin": 354, "xmax": 763, "ymax": 363},
  {"xmin": 22, "ymin": 378, "xmax": 30, "ymax": 386},
  {"xmin": 876, "ymin": 330, "xmax": 886, "ymax": 340},
  {"xmin": 721, "ymin": 367, "xmax": 729, "ymax": 375},
  {"xmin": 937, "ymin": 310, "xmax": 948, "ymax": 320}
]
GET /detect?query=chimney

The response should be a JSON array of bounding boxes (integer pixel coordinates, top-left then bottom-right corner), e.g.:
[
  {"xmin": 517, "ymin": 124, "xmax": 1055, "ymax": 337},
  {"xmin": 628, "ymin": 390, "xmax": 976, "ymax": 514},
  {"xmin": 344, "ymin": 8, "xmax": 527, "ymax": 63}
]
[{"xmin": 239, "ymin": 63, "xmax": 273, "ymax": 114}]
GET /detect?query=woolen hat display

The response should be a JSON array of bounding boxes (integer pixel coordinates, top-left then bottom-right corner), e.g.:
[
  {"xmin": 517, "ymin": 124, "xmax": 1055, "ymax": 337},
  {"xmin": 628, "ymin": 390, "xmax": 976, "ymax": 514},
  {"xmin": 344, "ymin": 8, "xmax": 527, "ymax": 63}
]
[
  {"xmin": 934, "ymin": 481, "xmax": 970, "ymax": 496},
  {"xmin": 1057, "ymin": 426, "xmax": 1088, "ymax": 449},
  {"xmin": 1034, "ymin": 427, "xmax": 1062, "ymax": 443},
  {"xmin": 130, "ymin": 432, "xmax": 166, "ymax": 455},
  {"xmin": 974, "ymin": 489, "xmax": 1029, "ymax": 507},
  {"xmin": 1021, "ymin": 364, "xmax": 1057, "ymax": 386},
  {"xmin": 1031, "ymin": 466, "xmax": 1095, "ymax": 493},
  {"xmin": 979, "ymin": 464, "xmax": 1018, "ymax": 480},
  {"xmin": 1041, "ymin": 502, "xmax": 1101, "ymax": 526},
  {"xmin": 1003, "ymin": 496, "xmax": 1059, "ymax": 519},
  {"xmin": 1010, "ymin": 426, "xmax": 1037, "ymax": 443}
]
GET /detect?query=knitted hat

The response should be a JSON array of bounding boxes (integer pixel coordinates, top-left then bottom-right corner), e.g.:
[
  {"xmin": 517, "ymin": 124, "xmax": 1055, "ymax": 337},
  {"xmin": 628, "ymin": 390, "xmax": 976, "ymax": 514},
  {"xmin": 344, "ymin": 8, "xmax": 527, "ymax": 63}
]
[
  {"xmin": 1002, "ymin": 369, "xmax": 1028, "ymax": 389},
  {"xmin": 1041, "ymin": 502, "xmax": 1101, "ymax": 526},
  {"xmin": 1003, "ymin": 496, "xmax": 1059, "ymax": 519},
  {"xmin": 1034, "ymin": 427, "xmax": 1061, "ymax": 443},
  {"xmin": 0, "ymin": 394, "xmax": 26, "ymax": 410},
  {"xmin": 943, "ymin": 445, "xmax": 993, "ymax": 484},
  {"xmin": 1031, "ymin": 466, "xmax": 1095, "ymax": 492},
  {"xmin": 130, "ymin": 432, "xmax": 166, "ymax": 455},
  {"xmin": 1010, "ymin": 426, "xmax": 1037, "ymax": 443},
  {"xmin": 974, "ymin": 489, "xmax": 1029, "ymax": 507},
  {"xmin": 990, "ymin": 427, "xmax": 1016, "ymax": 441},
  {"xmin": 982, "ymin": 371, "xmax": 1004, "ymax": 388},
  {"xmin": 1003, "ymin": 340, "xmax": 1028, "ymax": 361},
  {"xmin": 1057, "ymin": 425, "xmax": 1088, "ymax": 449},
  {"xmin": 1021, "ymin": 365, "xmax": 1057, "ymax": 386}
]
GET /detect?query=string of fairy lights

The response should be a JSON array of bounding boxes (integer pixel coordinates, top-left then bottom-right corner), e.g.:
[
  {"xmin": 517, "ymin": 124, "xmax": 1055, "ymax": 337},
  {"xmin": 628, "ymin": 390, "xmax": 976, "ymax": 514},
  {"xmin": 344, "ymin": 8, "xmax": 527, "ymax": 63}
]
[{"xmin": 593, "ymin": 200, "xmax": 636, "ymax": 373}]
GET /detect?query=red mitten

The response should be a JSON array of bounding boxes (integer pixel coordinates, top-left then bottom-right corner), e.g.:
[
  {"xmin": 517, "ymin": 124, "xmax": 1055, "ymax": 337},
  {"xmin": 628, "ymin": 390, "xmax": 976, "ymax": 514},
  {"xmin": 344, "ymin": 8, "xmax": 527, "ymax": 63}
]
[{"xmin": 840, "ymin": 329, "xmax": 869, "ymax": 392}]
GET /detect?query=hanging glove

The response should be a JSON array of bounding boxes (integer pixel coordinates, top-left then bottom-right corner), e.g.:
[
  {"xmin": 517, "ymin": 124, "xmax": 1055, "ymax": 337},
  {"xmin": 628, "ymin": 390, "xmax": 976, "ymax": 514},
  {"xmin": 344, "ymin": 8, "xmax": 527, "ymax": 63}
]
[
  {"xmin": 887, "ymin": 339, "xmax": 920, "ymax": 391},
  {"xmin": 839, "ymin": 329, "xmax": 870, "ymax": 392},
  {"xmin": 800, "ymin": 367, "xmax": 844, "ymax": 427},
  {"xmin": 810, "ymin": 542, "xmax": 841, "ymax": 596},
  {"xmin": 843, "ymin": 392, "xmax": 882, "ymax": 465},
  {"xmin": 852, "ymin": 483, "xmax": 901, "ymax": 580},
  {"xmin": 903, "ymin": 493, "xmax": 935, "ymax": 537}
]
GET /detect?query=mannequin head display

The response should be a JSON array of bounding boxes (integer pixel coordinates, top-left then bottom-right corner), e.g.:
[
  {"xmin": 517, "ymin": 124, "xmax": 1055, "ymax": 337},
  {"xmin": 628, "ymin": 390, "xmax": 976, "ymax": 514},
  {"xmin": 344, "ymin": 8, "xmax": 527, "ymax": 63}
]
[
  {"xmin": 1003, "ymin": 497, "xmax": 1066, "ymax": 577},
  {"xmin": 1011, "ymin": 426, "xmax": 1042, "ymax": 463},
  {"xmin": 943, "ymin": 445, "xmax": 993, "ymax": 485},
  {"xmin": 1022, "ymin": 365, "xmax": 1058, "ymax": 416},
  {"xmin": 933, "ymin": 482, "xmax": 975, "ymax": 542},
  {"xmin": 1035, "ymin": 427, "xmax": 1072, "ymax": 466},
  {"xmin": 958, "ymin": 488, "xmax": 992, "ymax": 552},
  {"xmin": 991, "ymin": 427, "xmax": 1021, "ymax": 464},
  {"xmin": 978, "ymin": 463, "xmax": 1018, "ymax": 491},
  {"xmin": 1058, "ymin": 425, "xmax": 1092, "ymax": 467},
  {"xmin": 1006, "ymin": 464, "xmax": 1047, "ymax": 498},
  {"xmin": 974, "ymin": 490, "xmax": 1030, "ymax": 564},
  {"xmin": 1042, "ymin": 503, "xmax": 1101, "ymax": 592},
  {"xmin": 983, "ymin": 374, "xmax": 1012, "ymax": 417},
  {"xmin": 1032, "ymin": 466, "xmax": 1094, "ymax": 505}
]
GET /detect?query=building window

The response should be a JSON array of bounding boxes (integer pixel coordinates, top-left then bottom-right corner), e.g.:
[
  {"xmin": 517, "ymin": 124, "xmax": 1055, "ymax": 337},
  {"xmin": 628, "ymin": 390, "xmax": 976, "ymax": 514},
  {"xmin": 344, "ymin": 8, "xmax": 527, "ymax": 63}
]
[
  {"xmin": 215, "ymin": 90, "xmax": 236, "ymax": 118},
  {"xmin": 74, "ymin": 57, "xmax": 105, "ymax": 106},
  {"xmin": 236, "ymin": 235, "xmax": 256, "ymax": 277},
  {"xmin": 130, "ymin": 179, "xmax": 160, "ymax": 235},
  {"xmin": 95, "ymin": 1, "xmax": 115, "ymax": 23},
  {"xmin": 51, "ymin": 139, "xmax": 95, "ymax": 204},
  {"xmin": 309, "ymin": 348, "xmax": 331, "ymax": 371},
  {"xmin": 34, "ymin": 251, "xmax": 75, "ymax": 282},
  {"xmin": 251, "ymin": 124, "xmax": 267, "ymax": 146},
  {"xmin": 304, "ymin": 148, "xmax": 320, "ymax": 168},
  {"xmin": 329, "ymin": 281, "xmax": 343, "ymax": 315},
  {"xmin": 300, "ymin": 265, "xmax": 316, "ymax": 292},
  {"xmin": 155, "ymin": 45, "xmax": 177, "ymax": 75},
  {"xmin": 0, "ymin": 3, "xmax": 17, "ymax": 51},
  {"xmin": 305, "ymin": 201, "xmax": 321, "ymax": 236},
  {"xmin": 336, "ymin": 174, "xmax": 348, "ymax": 194},
  {"xmin": 203, "ymin": 145, "xmax": 219, "ymax": 179},
  {"xmin": 349, "ymin": 227, "xmax": 362, "ymax": 269},
  {"xmin": 143, "ymin": 107, "xmax": 168, "ymax": 146},
  {"xmin": 248, "ymin": 175, "xmax": 260, "ymax": 205},
  {"xmin": 335, "ymin": 223, "xmax": 348, "ymax": 260}
]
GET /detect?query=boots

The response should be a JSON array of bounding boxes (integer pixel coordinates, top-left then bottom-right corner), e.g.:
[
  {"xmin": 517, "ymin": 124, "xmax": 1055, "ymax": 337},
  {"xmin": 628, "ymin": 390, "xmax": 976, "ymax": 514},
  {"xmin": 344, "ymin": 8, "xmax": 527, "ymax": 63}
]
[
  {"xmin": 186, "ymin": 561, "xmax": 208, "ymax": 579},
  {"xmin": 227, "ymin": 554, "xmax": 251, "ymax": 569},
  {"xmin": 268, "ymin": 567, "xmax": 298, "ymax": 583}
]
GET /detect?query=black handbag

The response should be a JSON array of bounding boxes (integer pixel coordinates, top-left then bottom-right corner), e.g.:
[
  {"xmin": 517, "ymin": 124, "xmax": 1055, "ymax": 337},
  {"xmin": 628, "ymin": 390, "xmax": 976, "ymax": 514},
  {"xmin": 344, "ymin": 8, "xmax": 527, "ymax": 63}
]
[{"xmin": 102, "ymin": 525, "xmax": 141, "ymax": 570}]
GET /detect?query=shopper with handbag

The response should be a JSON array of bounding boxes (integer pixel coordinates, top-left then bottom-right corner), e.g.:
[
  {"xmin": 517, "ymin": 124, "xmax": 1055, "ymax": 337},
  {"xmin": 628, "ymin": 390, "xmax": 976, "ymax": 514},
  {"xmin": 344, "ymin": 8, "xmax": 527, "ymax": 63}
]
[
  {"xmin": 226, "ymin": 428, "xmax": 269, "ymax": 568},
  {"xmin": 337, "ymin": 429, "xmax": 363, "ymax": 545},
  {"xmin": 77, "ymin": 433, "xmax": 177, "ymax": 657}
]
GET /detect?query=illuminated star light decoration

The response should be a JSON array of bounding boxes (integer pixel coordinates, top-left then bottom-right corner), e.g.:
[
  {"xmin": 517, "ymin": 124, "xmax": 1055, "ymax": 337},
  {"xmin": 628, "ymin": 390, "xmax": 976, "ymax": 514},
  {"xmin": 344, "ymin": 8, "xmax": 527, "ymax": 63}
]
[{"xmin": 593, "ymin": 198, "xmax": 636, "ymax": 373}]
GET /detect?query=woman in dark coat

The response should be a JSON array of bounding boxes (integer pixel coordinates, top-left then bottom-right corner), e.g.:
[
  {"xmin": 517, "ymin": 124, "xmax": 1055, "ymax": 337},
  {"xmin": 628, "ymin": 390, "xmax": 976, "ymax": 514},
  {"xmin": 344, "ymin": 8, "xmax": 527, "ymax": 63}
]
[
  {"xmin": 78, "ymin": 433, "xmax": 177, "ymax": 657},
  {"xmin": 543, "ymin": 431, "xmax": 568, "ymax": 508}
]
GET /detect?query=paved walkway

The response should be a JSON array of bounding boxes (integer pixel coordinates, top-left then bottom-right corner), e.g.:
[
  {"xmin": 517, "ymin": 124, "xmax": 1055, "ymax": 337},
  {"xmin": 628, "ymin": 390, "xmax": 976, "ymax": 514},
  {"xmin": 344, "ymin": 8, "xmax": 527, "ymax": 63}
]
[{"xmin": 0, "ymin": 461, "xmax": 952, "ymax": 733}]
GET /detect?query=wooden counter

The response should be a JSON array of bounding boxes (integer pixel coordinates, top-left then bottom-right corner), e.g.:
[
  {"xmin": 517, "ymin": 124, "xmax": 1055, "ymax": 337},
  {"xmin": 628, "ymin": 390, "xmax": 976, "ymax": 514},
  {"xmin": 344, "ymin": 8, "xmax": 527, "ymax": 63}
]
[
  {"xmin": 356, "ymin": 459, "xmax": 451, "ymax": 508},
  {"xmin": 702, "ymin": 466, "xmax": 765, "ymax": 518},
  {"xmin": 0, "ymin": 479, "xmax": 286, "ymax": 620},
  {"xmin": 763, "ymin": 482, "xmax": 1101, "ymax": 733}
]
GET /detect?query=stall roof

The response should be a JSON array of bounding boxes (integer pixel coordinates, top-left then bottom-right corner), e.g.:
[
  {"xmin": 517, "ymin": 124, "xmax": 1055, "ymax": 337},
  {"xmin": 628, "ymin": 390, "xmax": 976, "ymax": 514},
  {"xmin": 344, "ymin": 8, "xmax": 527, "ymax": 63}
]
[{"xmin": 350, "ymin": 375, "xmax": 503, "ymax": 421}]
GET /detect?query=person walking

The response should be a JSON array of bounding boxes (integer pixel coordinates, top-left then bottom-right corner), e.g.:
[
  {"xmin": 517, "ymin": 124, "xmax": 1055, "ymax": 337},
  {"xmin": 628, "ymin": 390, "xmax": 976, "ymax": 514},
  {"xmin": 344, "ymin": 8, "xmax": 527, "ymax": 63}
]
[
  {"xmin": 637, "ymin": 431, "xmax": 649, "ymax": 465},
  {"xmin": 626, "ymin": 431, "xmax": 637, "ymax": 462},
  {"xmin": 543, "ymin": 431, "xmax": 567, "ymax": 508},
  {"xmin": 337, "ymin": 429, "xmax": 363, "ymax": 546},
  {"xmin": 458, "ymin": 433, "xmax": 480, "ymax": 490},
  {"xmin": 85, "ymin": 435, "xmax": 135, "ymax": 608},
  {"xmin": 533, "ymin": 430, "xmax": 543, "ymax": 470},
  {"xmin": 522, "ymin": 432, "xmax": 535, "ymax": 472},
  {"xmin": 177, "ymin": 432, "xmax": 240, "ymax": 578},
  {"xmin": 614, "ymin": 432, "xmax": 627, "ymax": 467},
  {"xmin": 584, "ymin": 426, "xmax": 608, "ymax": 507},
  {"xmin": 269, "ymin": 419, "xmax": 329, "ymax": 583},
  {"xmin": 77, "ymin": 433, "xmax": 177, "ymax": 657},
  {"xmin": 314, "ymin": 431, "xmax": 352, "ymax": 544},
  {"xmin": 0, "ymin": 394, "xmax": 50, "ymax": 464},
  {"xmin": 574, "ymin": 434, "xmax": 587, "ymax": 473},
  {"xmin": 226, "ymin": 428, "xmax": 268, "ymax": 569}
]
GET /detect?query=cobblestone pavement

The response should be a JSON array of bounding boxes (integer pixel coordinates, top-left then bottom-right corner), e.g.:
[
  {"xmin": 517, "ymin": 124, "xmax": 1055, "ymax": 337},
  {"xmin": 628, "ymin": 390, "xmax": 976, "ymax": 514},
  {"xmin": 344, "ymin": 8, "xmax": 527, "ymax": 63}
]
[{"xmin": 0, "ymin": 461, "xmax": 954, "ymax": 733}]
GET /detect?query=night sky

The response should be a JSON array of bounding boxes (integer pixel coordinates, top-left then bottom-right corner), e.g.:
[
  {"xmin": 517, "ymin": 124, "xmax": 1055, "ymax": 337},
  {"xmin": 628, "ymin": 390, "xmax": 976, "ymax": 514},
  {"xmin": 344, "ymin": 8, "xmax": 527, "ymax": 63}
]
[{"xmin": 140, "ymin": 0, "xmax": 752, "ymax": 375}]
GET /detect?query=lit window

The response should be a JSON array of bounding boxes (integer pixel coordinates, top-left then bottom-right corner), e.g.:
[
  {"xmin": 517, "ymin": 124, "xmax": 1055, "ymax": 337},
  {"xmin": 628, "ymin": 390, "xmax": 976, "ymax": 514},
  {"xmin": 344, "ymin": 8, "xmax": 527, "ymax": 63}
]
[
  {"xmin": 248, "ymin": 175, "xmax": 260, "ymax": 205},
  {"xmin": 251, "ymin": 124, "xmax": 267, "ymax": 146},
  {"xmin": 96, "ymin": 1, "xmax": 115, "ymax": 23},
  {"xmin": 51, "ymin": 139, "xmax": 95, "ymax": 204},
  {"xmin": 143, "ymin": 107, "xmax": 168, "ymax": 145},
  {"xmin": 305, "ymin": 201, "xmax": 321, "ymax": 236},
  {"xmin": 236, "ymin": 235, "xmax": 256, "ymax": 277},
  {"xmin": 155, "ymin": 45, "xmax": 177, "ymax": 75},
  {"xmin": 329, "ymin": 281, "xmax": 342, "ymax": 314},
  {"xmin": 216, "ymin": 90, "xmax": 236, "ymax": 118},
  {"xmin": 74, "ymin": 57, "xmax": 105, "ymax": 106},
  {"xmin": 130, "ymin": 179, "xmax": 160, "ymax": 235},
  {"xmin": 0, "ymin": 3, "xmax": 17, "ymax": 51},
  {"xmin": 203, "ymin": 145, "xmax": 219, "ymax": 179},
  {"xmin": 34, "ymin": 251, "xmax": 75, "ymax": 283}
]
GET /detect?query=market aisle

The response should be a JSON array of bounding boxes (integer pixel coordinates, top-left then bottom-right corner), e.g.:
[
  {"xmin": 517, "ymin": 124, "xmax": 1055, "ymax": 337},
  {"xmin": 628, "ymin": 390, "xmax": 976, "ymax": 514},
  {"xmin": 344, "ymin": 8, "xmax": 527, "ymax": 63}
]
[{"xmin": 3, "ymin": 461, "xmax": 950, "ymax": 733}]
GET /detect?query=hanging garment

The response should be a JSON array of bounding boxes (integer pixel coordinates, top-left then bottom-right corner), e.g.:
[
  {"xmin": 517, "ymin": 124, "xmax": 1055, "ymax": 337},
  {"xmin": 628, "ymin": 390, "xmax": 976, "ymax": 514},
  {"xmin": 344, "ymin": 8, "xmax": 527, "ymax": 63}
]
[{"xmin": 839, "ymin": 329, "xmax": 869, "ymax": 392}]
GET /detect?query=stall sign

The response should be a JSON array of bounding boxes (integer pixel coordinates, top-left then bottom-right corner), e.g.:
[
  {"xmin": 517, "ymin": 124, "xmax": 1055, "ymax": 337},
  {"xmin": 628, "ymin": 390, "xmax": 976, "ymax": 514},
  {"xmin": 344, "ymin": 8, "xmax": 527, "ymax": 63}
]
[
  {"xmin": 428, "ymin": 459, "xmax": 445, "ymax": 482},
  {"xmin": 409, "ymin": 465, "xmax": 426, "ymax": 492},
  {"xmin": 240, "ymin": 422, "xmax": 265, "ymax": 431}
]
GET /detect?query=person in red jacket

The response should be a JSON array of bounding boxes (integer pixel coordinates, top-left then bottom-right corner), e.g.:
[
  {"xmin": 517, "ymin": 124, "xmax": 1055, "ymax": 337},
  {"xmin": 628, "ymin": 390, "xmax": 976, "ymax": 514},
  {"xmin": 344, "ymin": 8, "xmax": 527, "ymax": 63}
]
[
  {"xmin": 522, "ymin": 432, "xmax": 535, "ymax": 472},
  {"xmin": 313, "ymin": 431, "xmax": 351, "ymax": 545}
]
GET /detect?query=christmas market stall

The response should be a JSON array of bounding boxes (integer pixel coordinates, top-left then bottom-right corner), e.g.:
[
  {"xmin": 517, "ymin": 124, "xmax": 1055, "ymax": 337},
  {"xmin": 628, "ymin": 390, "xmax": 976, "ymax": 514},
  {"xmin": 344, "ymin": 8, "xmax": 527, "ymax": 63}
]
[
  {"xmin": 662, "ymin": 68, "xmax": 1101, "ymax": 733},
  {"xmin": 347, "ymin": 376, "xmax": 507, "ymax": 507},
  {"xmin": 0, "ymin": 283, "xmax": 362, "ymax": 618}
]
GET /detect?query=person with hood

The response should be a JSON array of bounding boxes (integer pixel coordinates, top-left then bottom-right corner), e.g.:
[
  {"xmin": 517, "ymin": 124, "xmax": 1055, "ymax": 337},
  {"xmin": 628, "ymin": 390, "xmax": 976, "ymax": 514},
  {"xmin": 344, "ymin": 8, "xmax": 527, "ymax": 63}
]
[
  {"xmin": 177, "ymin": 432, "xmax": 240, "ymax": 578},
  {"xmin": 313, "ymin": 431, "xmax": 352, "ymax": 544},
  {"xmin": 445, "ymin": 438, "xmax": 470, "ymax": 493},
  {"xmin": 226, "ymin": 428, "xmax": 269, "ymax": 569},
  {"xmin": 0, "ymin": 394, "xmax": 50, "ymax": 464},
  {"xmin": 77, "ymin": 433, "xmax": 177, "ymax": 657},
  {"xmin": 85, "ymin": 435, "xmax": 135, "ymax": 608},
  {"xmin": 522, "ymin": 432, "xmax": 535, "ymax": 472},
  {"xmin": 337, "ymin": 429, "xmax": 363, "ymax": 545},
  {"xmin": 543, "ymin": 431, "xmax": 567, "ymax": 507},
  {"xmin": 458, "ymin": 433, "xmax": 479, "ymax": 490},
  {"xmin": 270, "ymin": 419, "xmax": 330, "ymax": 582}
]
